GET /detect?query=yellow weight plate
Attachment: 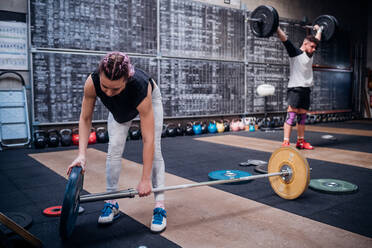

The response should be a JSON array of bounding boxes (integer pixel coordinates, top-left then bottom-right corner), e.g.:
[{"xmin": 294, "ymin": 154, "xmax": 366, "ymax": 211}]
[{"xmin": 268, "ymin": 147, "xmax": 310, "ymax": 200}]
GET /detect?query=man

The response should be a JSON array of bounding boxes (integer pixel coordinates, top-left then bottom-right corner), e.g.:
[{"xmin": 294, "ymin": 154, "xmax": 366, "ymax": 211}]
[
  {"xmin": 277, "ymin": 25, "xmax": 322, "ymax": 149},
  {"xmin": 67, "ymin": 52, "xmax": 167, "ymax": 233}
]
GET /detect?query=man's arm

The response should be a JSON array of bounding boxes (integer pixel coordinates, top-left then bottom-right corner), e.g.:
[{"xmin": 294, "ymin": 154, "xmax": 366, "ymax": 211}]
[
  {"xmin": 314, "ymin": 24, "xmax": 322, "ymax": 41},
  {"xmin": 277, "ymin": 26, "xmax": 287, "ymax": 42}
]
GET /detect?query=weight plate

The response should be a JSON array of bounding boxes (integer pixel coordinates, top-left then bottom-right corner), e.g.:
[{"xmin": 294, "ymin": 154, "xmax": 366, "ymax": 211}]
[
  {"xmin": 59, "ymin": 166, "xmax": 84, "ymax": 240},
  {"xmin": 208, "ymin": 170, "xmax": 252, "ymax": 184},
  {"xmin": 250, "ymin": 5, "xmax": 279, "ymax": 38},
  {"xmin": 268, "ymin": 147, "xmax": 310, "ymax": 200},
  {"xmin": 254, "ymin": 164, "xmax": 268, "ymax": 174},
  {"xmin": 309, "ymin": 179, "xmax": 358, "ymax": 194},
  {"xmin": 0, "ymin": 212, "xmax": 32, "ymax": 235},
  {"xmin": 239, "ymin": 159, "xmax": 267, "ymax": 167},
  {"xmin": 321, "ymin": 134, "xmax": 337, "ymax": 140},
  {"xmin": 43, "ymin": 206, "xmax": 62, "ymax": 217},
  {"xmin": 313, "ymin": 15, "xmax": 336, "ymax": 41}
]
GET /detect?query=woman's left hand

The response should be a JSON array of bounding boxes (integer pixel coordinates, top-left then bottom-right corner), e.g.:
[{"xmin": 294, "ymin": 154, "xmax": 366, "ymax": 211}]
[{"xmin": 137, "ymin": 179, "xmax": 152, "ymax": 197}]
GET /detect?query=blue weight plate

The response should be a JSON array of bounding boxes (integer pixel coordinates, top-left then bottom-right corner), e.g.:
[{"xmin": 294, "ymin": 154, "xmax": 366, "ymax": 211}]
[
  {"xmin": 208, "ymin": 170, "xmax": 252, "ymax": 184},
  {"xmin": 59, "ymin": 166, "xmax": 84, "ymax": 240}
]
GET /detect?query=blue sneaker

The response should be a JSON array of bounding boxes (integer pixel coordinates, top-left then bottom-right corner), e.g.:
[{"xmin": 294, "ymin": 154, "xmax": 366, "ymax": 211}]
[
  {"xmin": 98, "ymin": 202, "xmax": 120, "ymax": 224},
  {"xmin": 150, "ymin": 208, "xmax": 167, "ymax": 233}
]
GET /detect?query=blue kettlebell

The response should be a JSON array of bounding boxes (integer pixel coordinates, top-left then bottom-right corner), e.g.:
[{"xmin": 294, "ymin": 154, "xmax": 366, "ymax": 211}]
[
  {"xmin": 208, "ymin": 121, "xmax": 217, "ymax": 133},
  {"xmin": 249, "ymin": 124, "xmax": 255, "ymax": 132},
  {"xmin": 193, "ymin": 122, "xmax": 202, "ymax": 135}
]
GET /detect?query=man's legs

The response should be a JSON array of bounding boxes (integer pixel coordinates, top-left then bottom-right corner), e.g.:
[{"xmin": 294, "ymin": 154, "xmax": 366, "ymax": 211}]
[
  {"xmin": 296, "ymin": 109, "xmax": 313, "ymax": 149},
  {"xmin": 283, "ymin": 106, "xmax": 297, "ymax": 146}
]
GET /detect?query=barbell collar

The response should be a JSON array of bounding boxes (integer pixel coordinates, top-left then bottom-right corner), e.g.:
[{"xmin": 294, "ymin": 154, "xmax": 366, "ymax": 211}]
[{"xmin": 79, "ymin": 171, "xmax": 289, "ymax": 203}]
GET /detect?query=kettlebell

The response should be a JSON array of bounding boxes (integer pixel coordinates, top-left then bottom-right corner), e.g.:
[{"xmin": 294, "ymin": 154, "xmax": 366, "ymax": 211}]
[
  {"xmin": 72, "ymin": 128, "xmax": 79, "ymax": 145},
  {"xmin": 88, "ymin": 128, "xmax": 97, "ymax": 144},
  {"xmin": 34, "ymin": 130, "xmax": 47, "ymax": 149},
  {"xmin": 176, "ymin": 123, "xmax": 185, "ymax": 136},
  {"xmin": 185, "ymin": 122, "xmax": 194, "ymax": 135},
  {"xmin": 223, "ymin": 119, "xmax": 230, "ymax": 132},
  {"xmin": 238, "ymin": 118, "xmax": 245, "ymax": 130},
  {"xmin": 201, "ymin": 122, "xmax": 208, "ymax": 134},
  {"xmin": 249, "ymin": 124, "xmax": 255, "ymax": 132},
  {"xmin": 129, "ymin": 125, "xmax": 141, "ymax": 140},
  {"xmin": 166, "ymin": 123, "xmax": 177, "ymax": 137},
  {"xmin": 47, "ymin": 129, "xmax": 60, "ymax": 147},
  {"xmin": 230, "ymin": 119, "xmax": 240, "ymax": 132},
  {"xmin": 192, "ymin": 121, "xmax": 202, "ymax": 135},
  {"xmin": 216, "ymin": 120, "xmax": 225, "ymax": 133},
  {"xmin": 60, "ymin": 129, "xmax": 72, "ymax": 146},
  {"xmin": 96, "ymin": 127, "xmax": 108, "ymax": 143},
  {"xmin": 207, "ymin": 121, "xmax": 217, "ymax": 133},
  {"xmin": 161, "ymin": 124, "xmax": 167, "ymax": 138}
]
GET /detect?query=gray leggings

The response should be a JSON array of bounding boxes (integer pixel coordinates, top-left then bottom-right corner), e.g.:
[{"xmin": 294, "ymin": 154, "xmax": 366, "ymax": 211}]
[{"xmin": 105, "ymin": 86, "xmax": 165, "ymax": 202}]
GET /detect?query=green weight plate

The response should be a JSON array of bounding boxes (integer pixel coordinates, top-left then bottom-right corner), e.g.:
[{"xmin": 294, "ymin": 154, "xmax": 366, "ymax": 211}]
[{"xmin": 309, "ymin": 179, "xmax": 358, "ymax": 194}]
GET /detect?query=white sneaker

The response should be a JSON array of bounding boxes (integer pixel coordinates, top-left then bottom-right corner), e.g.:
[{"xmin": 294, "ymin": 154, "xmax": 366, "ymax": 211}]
[
  {"xmin": 150, "ymin": 208, "xmax": 167, "ymax": 233},
  {"xmin": 98, "ymin": 202, "xmax": 120, "ymax": 224}
]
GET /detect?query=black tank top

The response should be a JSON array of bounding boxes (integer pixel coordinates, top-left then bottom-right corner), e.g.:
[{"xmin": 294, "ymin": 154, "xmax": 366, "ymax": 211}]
[{"xmin": 91, "ymin": 68, "xmax": 154, "ymax": 123}]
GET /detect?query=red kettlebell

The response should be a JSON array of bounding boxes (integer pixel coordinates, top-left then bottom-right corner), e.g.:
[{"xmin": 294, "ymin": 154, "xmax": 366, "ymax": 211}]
[
  {"xmin": 88, "ymin": 128, "xmax": 97, "ymax": 144},
  {"xmin": 72, "ymin": 128, "xmax": 79, "ymax": 145}
]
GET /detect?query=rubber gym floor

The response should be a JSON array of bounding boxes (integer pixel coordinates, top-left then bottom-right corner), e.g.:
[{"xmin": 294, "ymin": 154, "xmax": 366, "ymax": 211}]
[{"xmin": 1, "ymin": 120, "xmax": 372, "ymax": 248}]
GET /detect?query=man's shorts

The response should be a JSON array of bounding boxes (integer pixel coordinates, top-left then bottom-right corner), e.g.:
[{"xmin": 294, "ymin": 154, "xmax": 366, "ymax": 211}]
[{"xmin": 287, "ymin": 87, "xmax": 311, "ymax": 110}]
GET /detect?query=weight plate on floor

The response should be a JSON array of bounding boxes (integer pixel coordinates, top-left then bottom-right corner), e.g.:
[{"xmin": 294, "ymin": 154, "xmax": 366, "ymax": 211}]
[
  {"xmin": 254, "ymin": 164, "xmax": 268, "ymax": 174},
  {"xmin": 321, "ymin": 135, "xmax": 337, "ymax": 140},
  {"xmin": 59, "ymin": 166, "xmax": 84, "ymax": 240},
  {"xmin": 268, "ymin": 147, "xmax": 310, "ymax": 200},
  {"xmin": 208, "ymin": 170, "xmax": 252, "ymax": 184},
  {"xmin": 0, "ymin": 212, "xmax": 32, "ymax": 235},
  {"xmin": 309, "ymin": 179, "xmax": 358, "ymax": 194},
  {"xmin": 239, "ymin": 159, "xmax": 267, "ymax": 167}
]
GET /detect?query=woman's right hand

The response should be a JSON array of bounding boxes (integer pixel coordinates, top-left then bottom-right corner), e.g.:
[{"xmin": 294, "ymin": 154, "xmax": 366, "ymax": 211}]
[{"xmin": 67, "ymin": 155, "xmax": 86, "ymax": 175}]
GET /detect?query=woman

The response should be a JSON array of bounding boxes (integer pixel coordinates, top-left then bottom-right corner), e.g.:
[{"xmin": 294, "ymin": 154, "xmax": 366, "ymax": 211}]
[{"xmin": 67, "ymin": 52, "xmax": 166, "ymax": 233}]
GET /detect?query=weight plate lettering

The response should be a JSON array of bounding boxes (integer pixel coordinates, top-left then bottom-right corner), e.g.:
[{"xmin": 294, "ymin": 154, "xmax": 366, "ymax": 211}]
[
  {"xmin": 268, "ymin": 147, "xmax": 310, "ymax": 200},
  {"xmin": 309, "ymin": 179, "xmax": 358, "ymax": 194}
]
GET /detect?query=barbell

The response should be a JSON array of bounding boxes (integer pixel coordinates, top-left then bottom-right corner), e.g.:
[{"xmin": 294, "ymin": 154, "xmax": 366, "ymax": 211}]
[
  {"xmin": 59, "ymin": 146, "xmax": 310, "ymax": 240},
  {"xmin": 247, "ymin": 5, "xmax": 338, "ymax": 41}
]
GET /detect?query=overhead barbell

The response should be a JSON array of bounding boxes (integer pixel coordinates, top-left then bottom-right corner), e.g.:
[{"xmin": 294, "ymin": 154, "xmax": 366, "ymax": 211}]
[
  {"xmin": 247, "ymin": 5, "xmax": 338, "ymax": 41},
  {"xmin": 59, "ymin": 146, "xmax": 310, "ymax": 240}
]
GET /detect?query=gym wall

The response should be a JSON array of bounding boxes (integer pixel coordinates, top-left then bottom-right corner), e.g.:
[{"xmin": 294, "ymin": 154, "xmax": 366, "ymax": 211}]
[{"xmin": 0, "ymin": 0, "xmax": 369, "ymax": 126}]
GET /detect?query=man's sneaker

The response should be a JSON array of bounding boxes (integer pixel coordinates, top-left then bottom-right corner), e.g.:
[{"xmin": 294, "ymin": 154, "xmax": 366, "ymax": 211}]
[
  {"xmin": 150, "ymin": 208, "xmax": 167, "ymax": 233},
  {"xmin": 98, "ymin": 202, "xmax": 120, "ymax": 224},
  {"xmin": 296, "ymin": 139, "xmax": 314, "ymax": 150},
  {"xmin": 282, "ymin": 140, "xmax": 290, "ymax": 147}
]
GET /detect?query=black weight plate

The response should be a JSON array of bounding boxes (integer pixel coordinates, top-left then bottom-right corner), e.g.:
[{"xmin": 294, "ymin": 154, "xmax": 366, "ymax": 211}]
[
  {"xmin": 313, "ymin": 15, "xmax": 336, "ymax": 41},
  {"xmin": 60, "ymin": 166, "xmax": 84, "ymax": 240},
  {"xmin": 250, "ymin": 5, "xmax": 279, "ymax": 38},
  {"xmin": 309, "ymin": 179, "xmax": 358, "ymax": 194},
  {"xmin": 254, "ymin": 164, "xmax": 268, "ymax": 174},
  {"xmin": 0, "ymin": 212, "xmax": 32, "ymax": 235}
]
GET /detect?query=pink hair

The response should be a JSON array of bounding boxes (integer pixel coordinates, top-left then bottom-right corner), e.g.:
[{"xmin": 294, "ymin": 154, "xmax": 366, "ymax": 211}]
[{"xmin": 99, "ymin": 52, "xmax": 135, "ymax": 80}]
